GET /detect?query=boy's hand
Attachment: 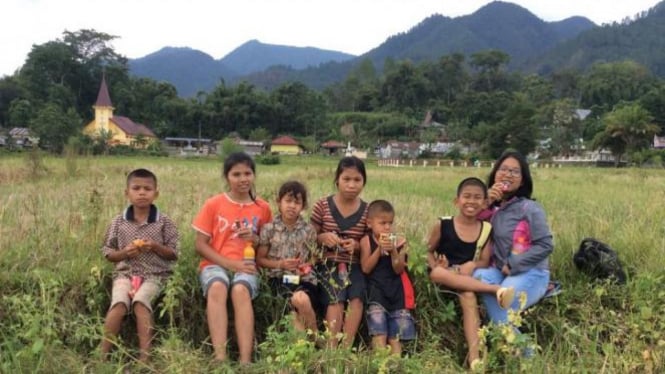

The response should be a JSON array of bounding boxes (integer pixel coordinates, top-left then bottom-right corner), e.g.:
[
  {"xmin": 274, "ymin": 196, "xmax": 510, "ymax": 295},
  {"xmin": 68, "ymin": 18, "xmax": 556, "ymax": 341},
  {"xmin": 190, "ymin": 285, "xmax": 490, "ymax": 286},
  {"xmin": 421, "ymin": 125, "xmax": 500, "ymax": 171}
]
[
  {"xmin": 139, "ymin": 239, "xmax": 159, "ymax": 252},
  {"xmin": 379, "ymin": 234, "xmax": 394, "ymax": 255},
  {"xmin": 435, "ymin": 254, "xmax": 449, "ymax": 268},
  {"xmin": 123, "ymin": 243, "xmax": 141, "ymax": 259},
  {"xmin": 458, "ymin": 261, "xmax": 476, "ymax": 276}
]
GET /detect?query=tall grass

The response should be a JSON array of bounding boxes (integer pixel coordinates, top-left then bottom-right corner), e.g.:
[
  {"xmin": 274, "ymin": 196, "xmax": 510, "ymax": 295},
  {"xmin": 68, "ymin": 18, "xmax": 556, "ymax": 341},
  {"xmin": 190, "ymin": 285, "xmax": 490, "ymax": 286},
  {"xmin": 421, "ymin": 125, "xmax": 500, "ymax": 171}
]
[{"xmin": 1, "ymin": 154, "xmax": 664, "ymax": 372}]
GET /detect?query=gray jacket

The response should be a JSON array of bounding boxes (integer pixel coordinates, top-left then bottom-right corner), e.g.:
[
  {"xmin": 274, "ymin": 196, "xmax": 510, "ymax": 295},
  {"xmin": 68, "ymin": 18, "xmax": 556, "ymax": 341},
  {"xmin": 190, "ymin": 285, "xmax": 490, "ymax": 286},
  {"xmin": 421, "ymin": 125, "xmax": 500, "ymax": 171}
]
[{"xmin": 489, "ymin": 197, "xmax": 553, "ymax": 274}]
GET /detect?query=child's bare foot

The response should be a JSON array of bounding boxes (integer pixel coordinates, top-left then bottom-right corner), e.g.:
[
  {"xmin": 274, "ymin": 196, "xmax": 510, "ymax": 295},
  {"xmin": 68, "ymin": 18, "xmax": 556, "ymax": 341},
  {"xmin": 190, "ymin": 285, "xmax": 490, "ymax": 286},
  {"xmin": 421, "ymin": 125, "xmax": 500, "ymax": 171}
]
[{"xmin": 496, "ymin": 287, "xmax": 515, "ymax": 309}]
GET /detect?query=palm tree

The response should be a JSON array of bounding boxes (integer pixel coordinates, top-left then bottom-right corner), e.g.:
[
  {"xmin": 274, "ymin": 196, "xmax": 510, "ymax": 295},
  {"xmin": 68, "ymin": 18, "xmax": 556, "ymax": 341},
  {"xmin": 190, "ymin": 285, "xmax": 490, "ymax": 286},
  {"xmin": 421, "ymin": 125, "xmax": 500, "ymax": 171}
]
[{"xmin": 593, "ymin": 103, "xmax": 659, "ymax": 166}]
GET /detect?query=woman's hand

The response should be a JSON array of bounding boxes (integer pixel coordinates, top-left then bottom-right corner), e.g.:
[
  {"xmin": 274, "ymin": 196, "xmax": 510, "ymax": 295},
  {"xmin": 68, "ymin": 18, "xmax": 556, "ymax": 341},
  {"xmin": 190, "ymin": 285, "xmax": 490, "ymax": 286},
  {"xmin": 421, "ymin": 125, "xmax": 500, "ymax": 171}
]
[
  {"xmin": 233, "ymin": 259, "xmax": 257, "ymax": 274},
  {"xmin": 340, "ymin": 238, "xmax": 357, "ymax": 253},
  {"xmin": 318, "ymin": 232, "xmax": 341, "ymax": 248},
  {"xmin": 488, "ymin": 182, "xmax": 505, "ymax": 204}
]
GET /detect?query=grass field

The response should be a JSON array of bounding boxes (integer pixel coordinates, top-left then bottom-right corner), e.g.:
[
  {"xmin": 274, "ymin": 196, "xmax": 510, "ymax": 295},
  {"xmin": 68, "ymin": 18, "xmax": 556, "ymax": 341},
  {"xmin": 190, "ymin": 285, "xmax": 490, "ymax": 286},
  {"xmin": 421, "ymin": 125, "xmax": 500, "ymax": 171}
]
[{"xmin": 1, "ymin": 153, "xmax": 664, "ymax": 373}]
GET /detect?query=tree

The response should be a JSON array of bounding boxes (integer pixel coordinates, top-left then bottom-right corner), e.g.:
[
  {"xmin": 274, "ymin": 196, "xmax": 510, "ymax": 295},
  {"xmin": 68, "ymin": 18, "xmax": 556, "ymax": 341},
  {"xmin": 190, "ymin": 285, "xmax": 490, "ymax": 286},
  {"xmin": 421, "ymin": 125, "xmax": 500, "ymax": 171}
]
[
  {"xmin": 8, "ymin": 99, "xmax": 33, "ymax": 126},
  {"xmin": 380, "ymin": 61, "xmax": 428, "ymax": 114},
  {"xmin": 30, "ymin": 104, "xmax": 81, "ymax": 153},
  {"xmin": 470, "ymin": 50, "xmax": 511, "ymax": 92},
  {"xmin": 580, "ymin": 61, "xmax": 655, "ymax": 113},
  {"xmin": 592, "ymin": 102, "xmax": 659, "ymax": 165},
  {"xmin": 0, "ymin": 76, "xmax": 24, "ymax": 126},
  {"xmin": 480, "ymin": 94, "xmax": 538, "ymax": 158}
]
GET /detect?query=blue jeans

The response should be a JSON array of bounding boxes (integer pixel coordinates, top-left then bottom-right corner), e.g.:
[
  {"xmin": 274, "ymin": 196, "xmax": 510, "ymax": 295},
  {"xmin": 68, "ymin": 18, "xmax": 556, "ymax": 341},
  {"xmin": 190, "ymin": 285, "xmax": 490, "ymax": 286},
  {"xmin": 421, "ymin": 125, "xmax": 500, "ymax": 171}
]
[{"xmin": 473, "ymin": 267, "xmax": 549, "ymax": 324}]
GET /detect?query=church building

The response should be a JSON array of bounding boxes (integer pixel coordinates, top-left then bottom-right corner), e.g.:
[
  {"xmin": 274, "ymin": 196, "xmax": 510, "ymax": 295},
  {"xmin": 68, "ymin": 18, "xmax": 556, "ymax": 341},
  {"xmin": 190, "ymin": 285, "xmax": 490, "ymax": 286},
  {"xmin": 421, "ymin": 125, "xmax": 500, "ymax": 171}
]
[{"xmin": 82, "ymin": 76, "xmax": 156, "ymax": 147}]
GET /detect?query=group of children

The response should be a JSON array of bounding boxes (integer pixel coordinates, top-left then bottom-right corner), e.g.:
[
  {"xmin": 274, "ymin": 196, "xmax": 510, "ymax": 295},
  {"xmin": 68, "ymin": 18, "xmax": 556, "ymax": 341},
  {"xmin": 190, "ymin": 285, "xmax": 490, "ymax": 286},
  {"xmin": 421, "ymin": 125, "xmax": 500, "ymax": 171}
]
[{"xmin": 100, "ymin": 153, "xmax": 516, "ymax": 367}]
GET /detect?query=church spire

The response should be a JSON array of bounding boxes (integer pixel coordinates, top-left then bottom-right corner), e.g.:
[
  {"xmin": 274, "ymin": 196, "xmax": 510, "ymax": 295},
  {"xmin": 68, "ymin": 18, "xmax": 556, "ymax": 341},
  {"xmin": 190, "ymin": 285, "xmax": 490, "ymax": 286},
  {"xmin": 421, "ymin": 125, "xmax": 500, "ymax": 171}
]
[{"xmin": 95, "ymin": 74, "xmax": 113, "ymax": 107}]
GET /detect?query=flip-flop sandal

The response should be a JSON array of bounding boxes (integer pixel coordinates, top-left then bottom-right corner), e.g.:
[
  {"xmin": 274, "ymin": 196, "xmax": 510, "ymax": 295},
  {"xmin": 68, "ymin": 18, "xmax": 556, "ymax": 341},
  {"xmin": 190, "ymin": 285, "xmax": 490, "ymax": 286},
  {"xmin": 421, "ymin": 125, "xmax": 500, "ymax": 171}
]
[{"xmin": 496, "ymin": 287, "xmax": 515, "ymax": 309}]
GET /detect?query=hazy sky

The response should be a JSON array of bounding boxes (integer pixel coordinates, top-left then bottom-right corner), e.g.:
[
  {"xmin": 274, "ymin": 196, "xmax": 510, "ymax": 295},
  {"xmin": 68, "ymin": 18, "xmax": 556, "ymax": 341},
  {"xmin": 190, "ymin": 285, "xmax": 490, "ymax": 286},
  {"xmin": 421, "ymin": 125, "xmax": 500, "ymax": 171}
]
[{"xmin": 2, "ymin": 0, "xmax": 661, "ymax": 77}]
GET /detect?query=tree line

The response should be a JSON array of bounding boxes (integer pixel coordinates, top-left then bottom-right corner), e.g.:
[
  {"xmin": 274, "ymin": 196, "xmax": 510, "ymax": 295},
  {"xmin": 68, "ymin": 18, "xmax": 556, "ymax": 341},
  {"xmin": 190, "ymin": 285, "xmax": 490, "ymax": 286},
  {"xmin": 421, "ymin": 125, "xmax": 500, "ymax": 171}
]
[{"xmin": 1, "ymin": 29, "xmax": 664, "ymax": 162}]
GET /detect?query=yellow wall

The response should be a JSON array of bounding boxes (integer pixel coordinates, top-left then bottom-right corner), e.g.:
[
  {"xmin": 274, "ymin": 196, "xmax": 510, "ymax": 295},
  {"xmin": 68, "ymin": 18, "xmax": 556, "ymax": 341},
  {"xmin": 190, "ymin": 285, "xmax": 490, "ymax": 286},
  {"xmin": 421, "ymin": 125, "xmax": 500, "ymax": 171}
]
[
  {"xmin": 270, "ymin": 144, "xmax": 301, "ymax": 155},
  {"xmin": 83, "ymin": 120, "xmax": 132, "ymax": 145}
]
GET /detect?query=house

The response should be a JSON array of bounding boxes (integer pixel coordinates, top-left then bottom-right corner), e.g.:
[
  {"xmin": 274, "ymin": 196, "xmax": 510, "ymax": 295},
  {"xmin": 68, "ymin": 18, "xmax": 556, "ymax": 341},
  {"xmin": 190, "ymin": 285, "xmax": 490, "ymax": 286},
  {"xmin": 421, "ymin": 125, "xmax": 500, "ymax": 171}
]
[
  {"xmin": 5, "ymin": 127, "xmax": 39, "ymax": 148},
  {"xmin": 270, "ymin": 135, "xmax": 301, "ymax": 155},
  {"xmin": 163, "ymin": 137, "xmax": 215, "ymax": 156},
  {"xmin": 82, "ymin": 76, "xmax": 156, "ymax": 147},
  {"xmin": 235, "ymin": 139, "xmax": 264, "ymax": 156},
  {"xmin": 418, "ymin": 110, "xmax": 445, "ymax": 139},
  {"xmin": 654, "ymin": 135, "xmax": 665, "ymax": 149},
  {"xmin": 320, "ymin": 140, "xmax": 346, "ymax": 156},
  {"xmin": 378, "ymin": 141, "xmax": 422, "ymax": 159}
]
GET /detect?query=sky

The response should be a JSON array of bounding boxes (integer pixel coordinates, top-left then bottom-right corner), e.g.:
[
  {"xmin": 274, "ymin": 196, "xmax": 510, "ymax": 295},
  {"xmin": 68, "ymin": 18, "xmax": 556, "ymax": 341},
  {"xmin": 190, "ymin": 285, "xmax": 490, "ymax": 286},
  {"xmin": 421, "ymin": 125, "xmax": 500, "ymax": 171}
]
[{"xmin": 1, "ymin": 0, "xmax": 662, "ymax": 77}]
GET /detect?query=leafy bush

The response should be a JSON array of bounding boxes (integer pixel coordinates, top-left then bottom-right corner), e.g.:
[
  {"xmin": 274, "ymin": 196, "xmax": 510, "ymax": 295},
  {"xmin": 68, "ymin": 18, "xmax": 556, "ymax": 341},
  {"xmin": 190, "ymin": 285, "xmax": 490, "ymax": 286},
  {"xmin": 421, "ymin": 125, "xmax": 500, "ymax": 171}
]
[{"xmin": 256, "ymin": 154, "xmax": 281, "ymax": 165}]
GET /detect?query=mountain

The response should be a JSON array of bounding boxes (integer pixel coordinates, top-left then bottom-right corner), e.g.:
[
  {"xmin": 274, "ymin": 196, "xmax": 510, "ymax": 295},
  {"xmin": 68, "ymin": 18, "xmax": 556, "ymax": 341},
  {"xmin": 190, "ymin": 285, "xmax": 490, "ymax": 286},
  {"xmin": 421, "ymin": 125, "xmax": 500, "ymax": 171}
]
[
  {"xmin": 351, "ymin": 1, "xmax": 595, "ymax": 68},
  {"xmin": 130, "ymin": 1, "xmax": 597, "ymax": 94},
  {"xmin": 242, "ymin": 1, "xmax": 595, "ymax": 90},
  {"xmin": 129, "ymin": 42, "xmax": 355, "ymax": 96},
  {"xmin": 525, "ymin": 1, "xmax": 665, "ymax": 75},
  {"xmin": 220, "ymin": 39, "xmax": 355, "ymax": 76},
  {"xmin": 129, "ymin": 47, "xmax": 236, "ymax": 97}
]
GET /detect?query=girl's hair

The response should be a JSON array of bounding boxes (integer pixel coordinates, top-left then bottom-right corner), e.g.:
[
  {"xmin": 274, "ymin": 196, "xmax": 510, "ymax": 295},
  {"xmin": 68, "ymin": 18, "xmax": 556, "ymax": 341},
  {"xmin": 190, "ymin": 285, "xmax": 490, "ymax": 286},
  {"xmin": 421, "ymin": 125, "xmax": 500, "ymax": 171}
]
[
  {"xmin": 456, "ymin": 177, "xmax": 488, "ymax": 198},
  {"xmin": 334, "ymin": 156, "xmax": 367, "ymax": 187},
  {"xmin": 222, "ymin": 152, "xmax": 257, "ymax": 201},
  {"xmin": 487, "ymin": 150, "xmax": 533, "ymax": 199},
  {"xmin": 278, "ymin": 180, "xmax": 309, "ymax": 208}
]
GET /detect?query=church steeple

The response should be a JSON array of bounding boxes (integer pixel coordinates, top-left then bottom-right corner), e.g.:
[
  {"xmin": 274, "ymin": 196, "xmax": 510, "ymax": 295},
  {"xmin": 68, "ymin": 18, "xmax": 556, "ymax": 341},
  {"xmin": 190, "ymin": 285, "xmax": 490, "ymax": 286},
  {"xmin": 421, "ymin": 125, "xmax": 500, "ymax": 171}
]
[
  {"xmin": 95, "ymin": 74, "xmax": 113, "ymax": 107},
  {"xmin": 93, "ymin": 74, "xmax": 114, "ymax": 131}
]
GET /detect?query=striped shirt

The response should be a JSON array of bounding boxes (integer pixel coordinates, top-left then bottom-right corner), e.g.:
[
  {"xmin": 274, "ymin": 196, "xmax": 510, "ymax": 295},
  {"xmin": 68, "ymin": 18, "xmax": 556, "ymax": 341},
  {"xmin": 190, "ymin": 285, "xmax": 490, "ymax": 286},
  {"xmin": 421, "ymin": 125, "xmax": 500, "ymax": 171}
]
[
  {"xmin": 310, "ymin": 195, "xmax": 368, "ymax": 263},
  {"xmin": 102, "ymin": 205, "xmax": 179, "ymax": 281}
]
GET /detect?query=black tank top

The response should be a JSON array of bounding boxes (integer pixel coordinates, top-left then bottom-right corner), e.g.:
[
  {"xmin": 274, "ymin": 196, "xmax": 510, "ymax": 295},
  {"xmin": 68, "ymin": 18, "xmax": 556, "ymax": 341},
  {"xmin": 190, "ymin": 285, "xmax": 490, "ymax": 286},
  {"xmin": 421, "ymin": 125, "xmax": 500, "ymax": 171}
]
[
  {"xmin": 366, "ymin": 235, "xmax": 408, "ymax": 311},
  {"xmin": 435, "ymin": 218, "xmax": 481, "ymax": 266}
]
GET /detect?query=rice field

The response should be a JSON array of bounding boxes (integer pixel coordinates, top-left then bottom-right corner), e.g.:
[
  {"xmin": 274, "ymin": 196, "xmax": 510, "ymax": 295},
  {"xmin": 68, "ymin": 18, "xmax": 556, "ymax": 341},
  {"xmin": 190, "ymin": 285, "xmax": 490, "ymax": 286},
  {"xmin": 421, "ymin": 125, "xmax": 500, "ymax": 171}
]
[{"xmin": 1, "ymin": 153, "xmax": 664, "ymax": 373}]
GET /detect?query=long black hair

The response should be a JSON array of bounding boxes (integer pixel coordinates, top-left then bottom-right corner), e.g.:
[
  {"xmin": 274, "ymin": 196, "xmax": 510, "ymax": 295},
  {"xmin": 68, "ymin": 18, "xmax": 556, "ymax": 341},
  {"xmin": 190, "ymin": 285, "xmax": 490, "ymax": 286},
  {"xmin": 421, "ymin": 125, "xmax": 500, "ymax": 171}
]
[
  {"xmin": 334, "ymin": 156, "xmax": 367, "ymax": 187},
  {"xmin": 222, "ymin": 152, "xmax": 257, "ymax": 202},
  {"xmin": 487, "ymin": 150, "xmax": 533, "ymax": 199}
]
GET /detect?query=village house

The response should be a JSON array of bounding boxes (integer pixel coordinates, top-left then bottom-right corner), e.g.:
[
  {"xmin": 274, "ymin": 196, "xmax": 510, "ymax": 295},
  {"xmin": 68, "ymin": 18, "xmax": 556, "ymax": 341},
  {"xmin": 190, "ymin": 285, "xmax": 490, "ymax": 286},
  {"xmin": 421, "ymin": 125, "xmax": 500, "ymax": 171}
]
[
  {"xmin": 320, "ymin": 140, "xmax": 346, "ymax": 156},
  {"xmin": 235, "ymin": 139, "xmax": 264, "ymax": 156},
  {"xmin": 653, "ymin": 134, "xmax": 665, "ymax": 149},
  {"xmin": 82, "ymin": 76, "xmax": 156, "ymax": 147},
  {"xmin": 378, "ymin": 140, "xmax": 422, "ymax": 159},
  {"xmin": 270, "ymin": 135, "xmax": 302, "ymax": 155},
  {"xmin": 0, "ymin": 127, "xmax": 39, "ymax": 148}
]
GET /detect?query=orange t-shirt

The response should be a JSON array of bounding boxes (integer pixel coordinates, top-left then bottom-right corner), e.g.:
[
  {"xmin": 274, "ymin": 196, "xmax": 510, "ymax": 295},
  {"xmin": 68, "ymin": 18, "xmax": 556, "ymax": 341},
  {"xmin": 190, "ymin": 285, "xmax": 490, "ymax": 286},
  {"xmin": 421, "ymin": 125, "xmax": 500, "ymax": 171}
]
[{"xmin": 192, "ymin": 193, "xmax": 272, "ymax": 270}]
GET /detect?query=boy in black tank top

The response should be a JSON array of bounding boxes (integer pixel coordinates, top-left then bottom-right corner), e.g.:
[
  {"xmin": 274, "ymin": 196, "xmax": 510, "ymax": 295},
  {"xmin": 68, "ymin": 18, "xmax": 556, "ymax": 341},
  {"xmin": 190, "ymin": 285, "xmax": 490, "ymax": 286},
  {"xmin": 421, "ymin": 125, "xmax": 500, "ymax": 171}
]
[
  {"xmin": 426, "ymin": 177, "xmax": 515, "ymax": 369},
  {"xmin": 360, "ymin": 200, "xmax": 415, "ymax": 356}
]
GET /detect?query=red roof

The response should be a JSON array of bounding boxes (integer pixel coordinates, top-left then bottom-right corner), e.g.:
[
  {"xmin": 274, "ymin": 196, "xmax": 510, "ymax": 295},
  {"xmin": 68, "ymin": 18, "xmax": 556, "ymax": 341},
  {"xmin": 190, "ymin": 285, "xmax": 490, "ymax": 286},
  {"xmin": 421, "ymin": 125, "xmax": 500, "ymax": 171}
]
[
  {"xmin": 95, "ymin": 76, "xmax": 113, "ymax": 107},
  {"xmin": 111, "ymin": 116, "xmax": 156, "ymax": 137},
  {"xmin": 321, "ymin": 140, "xmax": 345, "ymax": 148},
  {"xmin": 272, "ymin": 135, "xmax": 299, "ymax": 146}
]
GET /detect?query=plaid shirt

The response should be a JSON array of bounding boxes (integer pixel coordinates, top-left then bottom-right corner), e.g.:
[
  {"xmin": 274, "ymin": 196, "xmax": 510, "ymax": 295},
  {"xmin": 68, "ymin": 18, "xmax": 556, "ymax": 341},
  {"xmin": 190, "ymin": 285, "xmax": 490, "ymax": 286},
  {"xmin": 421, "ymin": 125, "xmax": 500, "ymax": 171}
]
[
  {"xmin": 259, "ymin": 214, "xmax": 317, "ymax": 283},
  {"xmin": 102, "ymin": 205, "xmax": 179, "ymax": 281}
]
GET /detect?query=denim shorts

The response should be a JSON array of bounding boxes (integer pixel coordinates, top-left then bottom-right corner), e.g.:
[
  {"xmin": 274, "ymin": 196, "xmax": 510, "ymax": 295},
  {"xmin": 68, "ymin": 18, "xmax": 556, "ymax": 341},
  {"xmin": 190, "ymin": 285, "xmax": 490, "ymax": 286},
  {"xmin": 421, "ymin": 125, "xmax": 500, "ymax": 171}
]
[
  {"xmin": 366, "ymin": 304, "xmax": 416, "ymax": 341},
  {"xmin": 199, "ymin": 265, "xmax": 258, "ymax": 299}
]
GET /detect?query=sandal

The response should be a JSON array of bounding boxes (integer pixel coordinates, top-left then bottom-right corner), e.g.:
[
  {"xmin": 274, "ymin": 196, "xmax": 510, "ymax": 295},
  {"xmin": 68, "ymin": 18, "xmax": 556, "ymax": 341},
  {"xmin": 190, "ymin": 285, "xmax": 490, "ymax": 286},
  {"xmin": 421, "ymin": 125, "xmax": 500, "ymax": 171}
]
[{"xmin": 496, "ymin": 287, "xmax": 515, "ymax": 309}]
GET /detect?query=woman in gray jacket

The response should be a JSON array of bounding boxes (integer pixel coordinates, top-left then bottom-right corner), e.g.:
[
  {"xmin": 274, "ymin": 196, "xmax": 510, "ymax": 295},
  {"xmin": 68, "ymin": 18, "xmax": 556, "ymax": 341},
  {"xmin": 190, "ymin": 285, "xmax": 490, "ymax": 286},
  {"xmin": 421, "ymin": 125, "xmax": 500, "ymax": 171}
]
[{"xmin": 474, "ymin": 150, "xmax": 553, "ymax": 324}]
